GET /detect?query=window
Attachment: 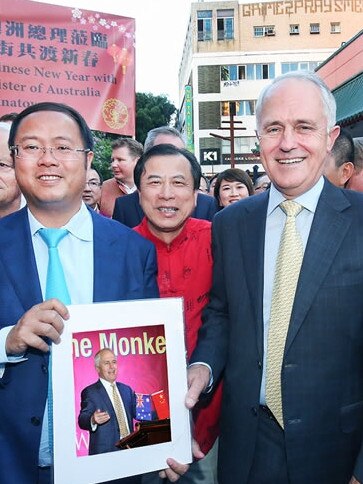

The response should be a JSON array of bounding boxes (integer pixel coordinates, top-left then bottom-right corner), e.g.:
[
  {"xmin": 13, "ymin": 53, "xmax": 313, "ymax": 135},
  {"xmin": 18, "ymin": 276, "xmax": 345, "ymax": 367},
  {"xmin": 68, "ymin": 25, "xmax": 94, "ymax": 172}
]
[
  {"xmin": 217, "ymin": 9, "xmax": 234, "ymax": 40},
  {"xmin": 310, "ymin": 23, "xmax": 320, "ymax": 34},
  {"xmin": 197, "ymin": 10, "xmax": 212, "ymax": 41},
  {"xmin": 221, "ymin": 136, "xmax": 257, "ymax": 154},
  {"xmin": 281, "ymin": 61, "xmax": 319, "ymax": 74},
  {"xmin": 247, "ymin": 63, "xmax": 275, "ymax": 80},
  {"xmin": 221, "ymin": 65, "xmax": 246, "ymax": 81},
  {"xmin": 290, "ymin": 24, "xmax": 299, "ymax": 35},
  {"xmin": 254, "ymin": 25, "xmax": 275, "ymax": 37},
  {"xmin": 331, "ymin": 22, "xmax": 341, "ymax": 33},
  {"xmin": 254, "ymin": 26, "xmax": 264, "ymax": 37},
  {"xmin": 222, "ymin": 64, "xmax": 275, "ymax": 82},
  {"xmin": 221, "ymin": 100, "xmax": 256, "ymax": 116}
]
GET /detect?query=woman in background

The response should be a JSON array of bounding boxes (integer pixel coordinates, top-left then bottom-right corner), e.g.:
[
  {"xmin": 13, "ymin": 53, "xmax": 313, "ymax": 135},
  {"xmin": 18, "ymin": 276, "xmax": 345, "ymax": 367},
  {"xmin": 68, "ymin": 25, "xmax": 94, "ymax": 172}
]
[{"xmin": 214, "ymin": 168, "xmax": 254, "ymax": 209}]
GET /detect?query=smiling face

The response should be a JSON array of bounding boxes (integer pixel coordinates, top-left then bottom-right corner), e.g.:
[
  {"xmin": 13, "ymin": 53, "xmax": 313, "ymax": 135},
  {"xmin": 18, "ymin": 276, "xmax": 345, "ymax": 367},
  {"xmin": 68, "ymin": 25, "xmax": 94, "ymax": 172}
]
[
  {"xmin": 258, "ymin": 78, "xmax": 339, "ymax": 199},
  {"xmin": 96, "ymin": 349, "xmax": 118, "ymax": 384},
  {"xmin": 13, "ymin": 110, "xmax": 93, "ymax": 225},
  {"xmin": 218, "ymin": 179, "xmax": 249, "ymax": 207},
  {"xmin": 139, "ymin": 154, "xmax": 197, "ymax": 244}
]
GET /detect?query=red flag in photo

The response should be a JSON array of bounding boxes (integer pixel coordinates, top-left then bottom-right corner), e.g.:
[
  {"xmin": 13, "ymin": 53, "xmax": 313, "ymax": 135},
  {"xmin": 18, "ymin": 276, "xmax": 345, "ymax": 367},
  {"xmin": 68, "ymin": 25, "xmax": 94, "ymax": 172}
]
[{"xmin": 151, "ymin": 390, "xmax": 170, "ymax": 419}]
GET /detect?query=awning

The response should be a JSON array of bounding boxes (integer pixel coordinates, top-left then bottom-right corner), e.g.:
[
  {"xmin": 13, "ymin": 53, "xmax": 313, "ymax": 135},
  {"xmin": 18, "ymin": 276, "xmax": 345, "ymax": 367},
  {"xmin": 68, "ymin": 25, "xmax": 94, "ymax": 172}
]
[{"xmin": 333, "ymin": 72, "xmax": 363, "ymax": 126}]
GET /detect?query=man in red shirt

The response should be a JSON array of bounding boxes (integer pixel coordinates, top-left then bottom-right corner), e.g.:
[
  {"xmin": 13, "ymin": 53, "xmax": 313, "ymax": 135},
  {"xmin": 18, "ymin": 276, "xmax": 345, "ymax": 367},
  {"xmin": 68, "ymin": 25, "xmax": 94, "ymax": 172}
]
[{"xmin": 134, "ymin": 144, "xmax": 221, "ymax": 484}]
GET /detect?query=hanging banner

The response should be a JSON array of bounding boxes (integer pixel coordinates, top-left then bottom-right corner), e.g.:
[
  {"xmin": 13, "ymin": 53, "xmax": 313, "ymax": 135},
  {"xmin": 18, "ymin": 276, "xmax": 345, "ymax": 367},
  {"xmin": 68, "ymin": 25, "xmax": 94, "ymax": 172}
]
[
  {"xmin": 184, "ymin": 85, "xmax": 194, "ymax": 153},
  {"xmin": 0, "ymin": 0, "xmax": 135, "ymax": 135}
]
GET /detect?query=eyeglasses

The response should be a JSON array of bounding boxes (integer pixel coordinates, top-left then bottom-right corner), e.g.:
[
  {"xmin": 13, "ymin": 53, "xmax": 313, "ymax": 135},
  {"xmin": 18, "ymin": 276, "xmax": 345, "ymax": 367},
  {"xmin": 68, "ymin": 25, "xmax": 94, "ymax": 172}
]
[
  {"xmin": 0, "ymin": 161, "xmax": 14, "ymax": 172},
  {"xmin": 85, "ymin": 180, "xmax": 101, "ymax": 188},
  {"xmin": 10, "ymin": 144, "xmax": 90, "ymax": 162}
]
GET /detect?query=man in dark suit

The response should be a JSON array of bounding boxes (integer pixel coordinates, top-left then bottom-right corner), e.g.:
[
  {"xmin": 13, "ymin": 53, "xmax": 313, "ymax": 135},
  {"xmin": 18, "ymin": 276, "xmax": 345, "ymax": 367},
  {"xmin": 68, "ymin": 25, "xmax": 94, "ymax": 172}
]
[
  {"xmin": 79, "ymin": 349, "xmax": 136, "ymax": 455},
  {"xmin": 186, "ymin": 72, "xmax": 363, "ymax": 484},
  {"xmin": 112, "ymin": 126, "xmax": 218, "ymax": 227},
  {"xmin": 0, "ymin": 102, "xmax": 158, "ymax": 484}
]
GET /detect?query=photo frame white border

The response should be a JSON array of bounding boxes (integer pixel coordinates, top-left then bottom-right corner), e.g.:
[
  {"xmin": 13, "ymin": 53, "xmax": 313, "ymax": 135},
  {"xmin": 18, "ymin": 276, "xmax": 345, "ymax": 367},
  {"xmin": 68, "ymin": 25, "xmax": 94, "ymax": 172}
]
[{"xmin": 52, "ymin": 297, "xmax": 192, "ymax": 484}]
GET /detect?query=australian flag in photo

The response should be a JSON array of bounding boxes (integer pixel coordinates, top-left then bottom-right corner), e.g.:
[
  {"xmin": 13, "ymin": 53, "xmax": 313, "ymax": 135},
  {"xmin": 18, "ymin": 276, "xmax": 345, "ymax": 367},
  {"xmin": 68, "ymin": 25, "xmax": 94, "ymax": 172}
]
[{"xmin": 135, "ymin": 393, "xmax": 157, "ymax": 421}]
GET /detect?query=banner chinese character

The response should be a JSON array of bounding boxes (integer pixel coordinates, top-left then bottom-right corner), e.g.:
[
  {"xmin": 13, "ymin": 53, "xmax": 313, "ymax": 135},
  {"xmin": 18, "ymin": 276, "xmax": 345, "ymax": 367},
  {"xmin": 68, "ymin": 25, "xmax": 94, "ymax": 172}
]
[{"xmin": 0, "ymin": 0, "xmax": 135, "ymax": 135}]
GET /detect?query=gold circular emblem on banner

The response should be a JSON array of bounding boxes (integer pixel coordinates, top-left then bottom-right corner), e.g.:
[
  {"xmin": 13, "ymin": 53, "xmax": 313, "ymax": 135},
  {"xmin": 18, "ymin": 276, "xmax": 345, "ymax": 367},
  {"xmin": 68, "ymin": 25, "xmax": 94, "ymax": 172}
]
[{"xmin": 102, "ymin": 99, "xmax": 129, "ymax": 129}]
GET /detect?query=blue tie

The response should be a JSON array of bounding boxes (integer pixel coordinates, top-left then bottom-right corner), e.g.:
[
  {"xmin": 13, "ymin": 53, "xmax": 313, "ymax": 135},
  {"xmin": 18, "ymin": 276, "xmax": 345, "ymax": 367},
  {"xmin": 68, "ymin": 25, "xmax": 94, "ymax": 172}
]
[
  {"xmin": 38, "ymin": 228, "xmax": 71, "ymax": 465},
  {"xmin": 38, "ymin": 228, "xmax": 71, "ymax": 304}
]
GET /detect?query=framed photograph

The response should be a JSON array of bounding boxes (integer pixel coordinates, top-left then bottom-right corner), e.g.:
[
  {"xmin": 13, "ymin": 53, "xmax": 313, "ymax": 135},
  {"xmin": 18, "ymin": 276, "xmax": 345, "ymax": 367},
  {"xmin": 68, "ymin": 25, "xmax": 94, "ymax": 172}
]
[{"xmin": 52, "ymin": 297, "xmax": 192, "ymax": 484}]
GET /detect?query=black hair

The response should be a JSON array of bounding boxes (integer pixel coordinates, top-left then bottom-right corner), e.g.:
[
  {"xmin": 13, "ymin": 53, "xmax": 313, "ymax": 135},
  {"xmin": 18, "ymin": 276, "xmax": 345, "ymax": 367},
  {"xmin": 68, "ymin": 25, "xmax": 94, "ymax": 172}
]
[
  {"xmin": 0, "ymin": 112, "xmax": 18, "ymax": 123},
  {"xmin": 8, "ymin": 102, "xmax": 94, "ymax": 151},
  {"xmin": 214, "ymin": 168, "xmax": 254, "ymax": 202},
  {"xmin": 90, "ymin": 164, "xmax": 103, "ymax": 185},
  {"xmin": 134, "ymin": 144, "xmax": 201, "ymax": 190},
  {"xmin": 331, "ymin": 127, "xmax": 355, "ymax": 168}
]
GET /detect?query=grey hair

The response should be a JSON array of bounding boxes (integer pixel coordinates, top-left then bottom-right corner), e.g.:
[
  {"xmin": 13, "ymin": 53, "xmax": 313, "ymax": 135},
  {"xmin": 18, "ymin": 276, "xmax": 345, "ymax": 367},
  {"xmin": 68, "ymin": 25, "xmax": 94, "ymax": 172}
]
[
  {"xmin": 94, "ymin": 348, "xmax": 115, "ymax": 368},
  {"xmin": 144, "ymin": 126, "xmax": 184, "ymax": 152},
  {"xmin": 255, "ymin": 71, "xmax": 336, "ymax": 132}
]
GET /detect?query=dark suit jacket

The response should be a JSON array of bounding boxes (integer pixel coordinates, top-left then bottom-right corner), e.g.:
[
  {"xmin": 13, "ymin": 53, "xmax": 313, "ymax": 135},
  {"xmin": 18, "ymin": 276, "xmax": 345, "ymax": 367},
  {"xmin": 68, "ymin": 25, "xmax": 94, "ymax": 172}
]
[
  {"xmin": 0, "ymin": 207, "xmax": 158, "ymax": 484},
  {"xmin": 78, "ymin": 380, "xmax": 135, "ymax": 455},
  {"xmin": 112, "ymin": 190, "xmax": 218, "ymax": 228},
  {"xmin": 192, "ymin": 180, "xmax": 363, "ymax": 484}
]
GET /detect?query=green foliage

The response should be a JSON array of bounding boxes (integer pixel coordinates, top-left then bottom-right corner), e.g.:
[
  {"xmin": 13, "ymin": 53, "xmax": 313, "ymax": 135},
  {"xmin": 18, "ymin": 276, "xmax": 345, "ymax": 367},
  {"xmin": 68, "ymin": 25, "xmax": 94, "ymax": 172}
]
[
  {"xmin": 91, "ymin": 130, "xmax": 117, "ymax": 181},
  {"xmin": 136, "ymin": 92, "xmax": 176, "ymax": 144}
]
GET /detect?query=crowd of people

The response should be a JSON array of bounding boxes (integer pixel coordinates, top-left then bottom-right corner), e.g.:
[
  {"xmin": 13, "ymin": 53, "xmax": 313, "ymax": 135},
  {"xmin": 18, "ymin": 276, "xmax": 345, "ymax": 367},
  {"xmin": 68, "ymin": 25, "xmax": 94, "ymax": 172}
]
[{"xmin": 0, "ymin": 70, "xmax": 363, "ymax": 484}]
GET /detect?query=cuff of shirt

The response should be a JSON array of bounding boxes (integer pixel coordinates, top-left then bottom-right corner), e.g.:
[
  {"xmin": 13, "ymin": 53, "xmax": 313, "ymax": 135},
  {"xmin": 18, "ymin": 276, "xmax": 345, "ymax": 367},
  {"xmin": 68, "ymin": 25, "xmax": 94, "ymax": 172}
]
[
  {"xmin": 0, "ymin": 326, "xmax": 27, "ymax": 364},
  {"xmin": 189, "ymin": 361, "xmax": 214, "ymax": 393}
]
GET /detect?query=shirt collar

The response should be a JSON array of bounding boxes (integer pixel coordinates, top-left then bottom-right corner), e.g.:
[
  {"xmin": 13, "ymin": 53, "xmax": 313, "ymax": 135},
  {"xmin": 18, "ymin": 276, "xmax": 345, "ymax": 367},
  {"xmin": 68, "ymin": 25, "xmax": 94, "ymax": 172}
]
[
  {"xmin": 28, "ymin": 202, "xmax": 93, "ymax": 241},
  {"xmin": 100, "ymin": 378, "xmax": 115, "ymax": 389},
  {"xmin": 267, "ymin": 176, "xmax": 324, "ymax": 216},
  {"xmin": 139, "ymin": 216, "xmax": 191, "ymax": 249},
  {"xmin": 117, "ymin": 180, "xmax": 136, "ymax": 193}
]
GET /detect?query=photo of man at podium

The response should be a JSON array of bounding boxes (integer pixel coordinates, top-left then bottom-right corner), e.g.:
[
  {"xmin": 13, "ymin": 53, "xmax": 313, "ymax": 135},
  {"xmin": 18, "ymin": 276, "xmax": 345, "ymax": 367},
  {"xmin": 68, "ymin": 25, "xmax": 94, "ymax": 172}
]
[
  {"xmin": 78, "ymin": 348, "xmax": 136, "ymax": 455},
  {"xmin": 78, "ymin": 347, "xmax": 171, "ymax": 456}
]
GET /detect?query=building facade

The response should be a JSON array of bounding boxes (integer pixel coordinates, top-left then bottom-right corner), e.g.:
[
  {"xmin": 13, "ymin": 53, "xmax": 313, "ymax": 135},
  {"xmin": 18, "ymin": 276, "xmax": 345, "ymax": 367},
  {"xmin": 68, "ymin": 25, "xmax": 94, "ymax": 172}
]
[
  {"xmin": 178, "ymin": 0, "xmax": 363, "ymax": 176},
  {"xmin": 317, "ymin": 29, "xmax": 363, "ymax": 137}
]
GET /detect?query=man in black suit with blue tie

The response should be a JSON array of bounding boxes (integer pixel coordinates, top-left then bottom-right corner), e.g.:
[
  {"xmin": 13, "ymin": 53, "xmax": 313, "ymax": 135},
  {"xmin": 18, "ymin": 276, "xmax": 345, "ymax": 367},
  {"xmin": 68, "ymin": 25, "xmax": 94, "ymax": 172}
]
[
  {"xmin": 0, "ymin": 102, "xmax": 160, "ymax": 484},
  {"xmin": 112, "ymin": 126, "xmax": 218, "ymax": 227},
  {"xmin": 186, "ymin": 72, "xmax": 363, "ymax": 484}
]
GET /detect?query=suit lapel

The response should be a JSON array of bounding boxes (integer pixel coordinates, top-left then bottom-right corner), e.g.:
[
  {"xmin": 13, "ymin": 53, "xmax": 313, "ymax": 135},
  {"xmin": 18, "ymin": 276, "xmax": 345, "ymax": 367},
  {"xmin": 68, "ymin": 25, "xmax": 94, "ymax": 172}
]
[
  {"xmin": 91, "ymin": 211, "xmax": 121, "ymax": 302},
  {"xmin": 134, "ymin": 191, "xmax": 145, "ymax": 220},
  {"xmin": 285, "ymin": 183, "xmax": 352, "ymax": 353},
  {"xmin": 0, "ymin": 208, "xmax": 42, "ymax": 311},
  {"xmin": 239, "ymin": 193, "xmax": 268, "ymax": 358},
  {"xmin": 96, "ymin": 380, "xmax": 115, "ymax": 415}
]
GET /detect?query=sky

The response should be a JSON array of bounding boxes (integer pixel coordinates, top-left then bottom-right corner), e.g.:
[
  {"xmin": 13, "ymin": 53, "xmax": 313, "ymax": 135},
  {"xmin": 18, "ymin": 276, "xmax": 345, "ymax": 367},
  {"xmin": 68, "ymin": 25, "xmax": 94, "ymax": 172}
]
[{"xmin": 34, "ymin": 0, "xmax": 195, "ymax": 106}]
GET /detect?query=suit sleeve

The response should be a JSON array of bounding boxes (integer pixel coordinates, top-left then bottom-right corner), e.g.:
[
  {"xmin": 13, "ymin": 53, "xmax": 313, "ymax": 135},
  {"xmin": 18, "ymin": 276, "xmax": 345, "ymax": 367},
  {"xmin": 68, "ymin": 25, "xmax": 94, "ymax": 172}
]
[
  {"xmin": 190, "ymin": 214, "xmax": 229, "ymax": 383},
  {"xmin": 142, "ymin": 243, "xmax": 159, "ymax": 299},
  {"xmin": 78, "ymin": 387, "xmax": 97, "ymax": 431},
  {"xmin": 353, "ymin": 446, "xmax": 363, "ymax": 482},
  {"xmin": 112, "ymin": 198, "xmax": 122, "ymax": 223}
]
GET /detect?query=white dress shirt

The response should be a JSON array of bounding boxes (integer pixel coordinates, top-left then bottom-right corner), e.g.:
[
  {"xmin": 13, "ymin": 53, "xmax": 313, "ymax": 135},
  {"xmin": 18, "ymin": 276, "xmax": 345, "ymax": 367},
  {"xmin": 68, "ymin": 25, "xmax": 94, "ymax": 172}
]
[{"xmin": 260, "ymin": 177, "xmax": 324, "ymax": 404}]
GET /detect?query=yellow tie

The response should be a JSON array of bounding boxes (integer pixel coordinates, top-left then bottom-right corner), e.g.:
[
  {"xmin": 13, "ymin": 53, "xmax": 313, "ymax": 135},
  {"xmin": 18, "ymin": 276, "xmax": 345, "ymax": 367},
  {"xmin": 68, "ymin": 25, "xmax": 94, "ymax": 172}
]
[
  {"xmin": 266, "ymin": 200, "xmax": 304, "ymax": 428},
  {"xmin": 111, "ymin": 383, "xmax": 130, "ymax": 439}
]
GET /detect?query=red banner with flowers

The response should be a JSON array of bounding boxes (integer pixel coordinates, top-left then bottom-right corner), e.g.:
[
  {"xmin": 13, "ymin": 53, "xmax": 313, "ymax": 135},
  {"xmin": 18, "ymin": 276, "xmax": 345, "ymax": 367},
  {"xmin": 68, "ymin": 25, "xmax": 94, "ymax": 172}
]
[{"xmin": 0, "ymin": 0, "xmax": 135, "ymax": 135}]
